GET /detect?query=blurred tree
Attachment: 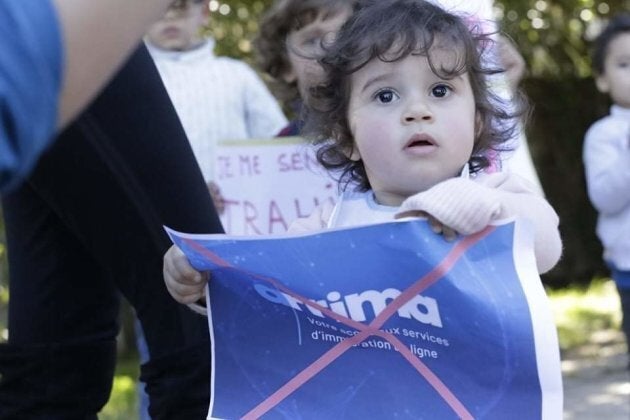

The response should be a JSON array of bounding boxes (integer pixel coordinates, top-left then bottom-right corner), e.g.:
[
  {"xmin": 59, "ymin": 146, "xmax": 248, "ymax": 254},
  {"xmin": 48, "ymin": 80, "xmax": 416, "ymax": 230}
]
[
  {"xmin": 496, "ymin": 0, "xmax": 630, "ymax": 79},
  {"xmin": 204, "ymin": 0, "xmax": 273, "ymax": 61},
  {"xmin": 204, "ymin": 0, "xmax": 629, "ymax": 75},
  {"xmin": 494, "ymin": 0, "xmax": 630, "ymax": 286}
]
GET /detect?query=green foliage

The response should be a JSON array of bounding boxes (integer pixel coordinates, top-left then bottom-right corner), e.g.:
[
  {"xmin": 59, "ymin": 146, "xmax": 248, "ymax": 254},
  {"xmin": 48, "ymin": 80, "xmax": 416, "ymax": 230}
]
[
  {"xmin": 99, "ymin": 355, "xmax": 141, "ymax": 420},
  {"xmin": 204, "ymin": 0, "xmax": 274, "ymax": 62},
  {"xmin": 203, "ymin": 0, "xmax": 630, "ymax": 79},
  {"xmin": 497, "ymin": 0, "xmax": 630, "ymax": 79},
  {"xmin": 99, "ymin": 375, "xmax": 139, "ymax": 420}
]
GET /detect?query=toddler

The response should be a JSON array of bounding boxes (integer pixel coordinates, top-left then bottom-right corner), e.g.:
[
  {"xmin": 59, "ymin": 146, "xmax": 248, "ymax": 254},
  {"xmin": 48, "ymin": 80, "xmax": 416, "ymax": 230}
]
[
  {"xmin": 164, "ymin": 0, "xmax": 562, "ymax": 307},
  {"xmin": 145, "ymin": 0, "xmax": 287, "ymax": 210},
  {"xmin": 253, "ymin": 0, "xmax": 357, "ymax": 136},
  {"xmin": 583, "ymin": 13, "xmax": 630, "ymax": 366}
]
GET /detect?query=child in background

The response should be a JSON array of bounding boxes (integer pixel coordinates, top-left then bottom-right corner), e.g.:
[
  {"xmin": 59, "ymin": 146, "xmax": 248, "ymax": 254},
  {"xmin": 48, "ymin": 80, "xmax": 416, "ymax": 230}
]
[
  {"xmin": 163, "ymin": 0, "xmax": 561, "ymax": 306},
  {"xmin": 145, "ymin": 0, "xmax": 287, "ymax": 211},
  {"xmin": 583, "ymin": 13, "xmax": 630, "ymax": 367},
  {"xmin": 253, "ymin": 0, "xmax": 357, "ymax": 136}
]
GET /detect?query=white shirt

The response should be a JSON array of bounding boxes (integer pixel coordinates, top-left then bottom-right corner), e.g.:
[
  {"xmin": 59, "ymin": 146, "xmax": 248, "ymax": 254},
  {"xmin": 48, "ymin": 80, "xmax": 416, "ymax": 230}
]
[
  {"xmin": 583, "ymin": 105, "xmax": 630, "ymax": 269},
  {"xmin": 329, "ymin": 166, "xmax": 472, "ymax": 229},
  {"xmin": 146, "ymin": 39, "xmax": 287, "ymax": 182},
  {"xmin": 290, "ymin": 171, "xmax": 561, "ymax": 274}
]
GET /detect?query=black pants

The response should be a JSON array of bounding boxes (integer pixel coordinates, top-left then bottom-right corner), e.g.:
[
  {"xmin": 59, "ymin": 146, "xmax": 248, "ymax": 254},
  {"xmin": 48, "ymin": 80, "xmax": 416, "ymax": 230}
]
[{"xmin": 0, "ymin": 46, "xmax": 223, "ymax": 419}]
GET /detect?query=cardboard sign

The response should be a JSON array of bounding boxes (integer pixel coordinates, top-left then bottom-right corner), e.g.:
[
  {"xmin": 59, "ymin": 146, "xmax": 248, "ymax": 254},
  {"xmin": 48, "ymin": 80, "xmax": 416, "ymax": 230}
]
[
  {"xmin": 215, "ymin": 137, "xmax": 336, "ymax": 235},
  {"xmin": 167, "ymin": 219, "xmax": 562, "ymax": 419}
]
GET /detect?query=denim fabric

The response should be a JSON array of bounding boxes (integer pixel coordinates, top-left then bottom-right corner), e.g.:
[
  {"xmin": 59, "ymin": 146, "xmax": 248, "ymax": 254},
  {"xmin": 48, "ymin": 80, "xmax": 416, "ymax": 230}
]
[{"xmin": 0, "ymin": 0, "xmax": 63, "ymax": 192}]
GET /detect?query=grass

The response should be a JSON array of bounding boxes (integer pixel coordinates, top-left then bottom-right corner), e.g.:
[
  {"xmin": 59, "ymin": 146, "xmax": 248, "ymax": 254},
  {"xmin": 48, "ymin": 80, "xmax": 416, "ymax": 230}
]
[
  {"xmin": 99, "ymin": 353, "xmax": 141, "ymax": 420},
  {"xmin": 547, "ymin": 278, "xmax": 623, "ymax": 356}
]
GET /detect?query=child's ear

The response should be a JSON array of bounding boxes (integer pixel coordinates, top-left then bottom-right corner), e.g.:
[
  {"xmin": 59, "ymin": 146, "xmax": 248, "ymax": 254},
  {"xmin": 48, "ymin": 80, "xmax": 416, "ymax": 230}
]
[
  {"xmin": 281, "ymin": 67, "xmax": 297, "ymax": 84},
  {"xmin": 595, "ymin": 75, "xmax": 610, "ymax": 94},
  {"xmin": 343, "ymin": 145, "xmax": 361, "ymax": 161}
]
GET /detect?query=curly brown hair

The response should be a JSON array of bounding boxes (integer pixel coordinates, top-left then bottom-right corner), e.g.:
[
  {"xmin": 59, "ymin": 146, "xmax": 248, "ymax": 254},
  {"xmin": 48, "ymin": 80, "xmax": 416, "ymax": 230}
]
[
  {"xmin": 303, "ymin": 0, "xmax": 528, "ymax": 192},
  {"xmin": 253, "ymin": 0, "xmax": 358, "ymax": 110},
  {"xmin": 592, "ymin": 13, "xmax": 630, "ymax": 76}
]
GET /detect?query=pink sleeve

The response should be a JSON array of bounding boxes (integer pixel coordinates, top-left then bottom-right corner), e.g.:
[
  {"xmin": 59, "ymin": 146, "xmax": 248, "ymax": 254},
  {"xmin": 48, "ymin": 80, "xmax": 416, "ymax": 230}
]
[
  {"xmin": 399, "ymin": 172, "xmax": 562, "ymax": 274},
  {"xmin": 478, "ymin": 172, "xmax": 562, "ymax": 274}
]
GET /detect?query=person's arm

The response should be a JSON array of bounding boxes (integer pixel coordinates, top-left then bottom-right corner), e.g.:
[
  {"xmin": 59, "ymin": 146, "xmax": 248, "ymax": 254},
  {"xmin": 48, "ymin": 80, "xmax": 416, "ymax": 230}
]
[
  {"xmin": 479, "ymin": 172, "xmax": 562, "ymax": 273},
  {"xmin": 397, "ymin": 172, "xmax": 562, "ymax": 274},
  {"xmin": 0, "ymin": 0, "xmax": 174, "ymax": 192},
  {"xmin": 0, "ymin": 0, "xmax": 62, "ymax": 191},
  {"xmin": 52, "ymin": 0, "xmax": 173, "ymax": 129},
  {"xmin": 583, "ymin": 123, "xmax": 630, "ymax": 215},
  {"xmin": 239, "ymin": 63, "xmax": 288, "ymax": 138}
]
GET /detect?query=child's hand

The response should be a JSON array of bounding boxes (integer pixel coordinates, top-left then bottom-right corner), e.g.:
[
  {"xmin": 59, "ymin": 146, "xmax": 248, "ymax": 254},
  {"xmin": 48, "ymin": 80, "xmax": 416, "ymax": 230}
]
[
  {"xmin": 395, "ymin": 178, "xmax": 503, "ymax": 237},
  {"xmin": 424, "ymin": 213, "xmax": 459, "ymax": 241},
  {"xmin": 398, "ymin": 209, "xmax": 459, "ymax": 241},
  {"xmin": 163, "ymin": 245, "xmax": 209, "ymax": 304}
]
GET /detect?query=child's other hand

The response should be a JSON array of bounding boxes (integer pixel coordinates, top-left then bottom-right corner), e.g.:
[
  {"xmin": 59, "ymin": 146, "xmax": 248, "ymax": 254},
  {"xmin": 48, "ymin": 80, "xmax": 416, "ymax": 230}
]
[
  {"xmin": 163, "ymin": 245, "xmax": 209, "ymax": 304},
  {"xmin": 395, "ymin": 178, "xmax": 502, "ymax": 237},
  {"xmin": 425, "ymin": 214, "xmax": 458, "ymax": 241}
]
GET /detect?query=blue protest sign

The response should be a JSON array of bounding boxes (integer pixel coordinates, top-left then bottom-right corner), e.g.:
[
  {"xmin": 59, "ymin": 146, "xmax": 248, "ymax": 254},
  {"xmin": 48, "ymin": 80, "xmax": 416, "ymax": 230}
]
[{"xmin": 167, "ymin": 219, "xmax": 562, "ymax": 419}]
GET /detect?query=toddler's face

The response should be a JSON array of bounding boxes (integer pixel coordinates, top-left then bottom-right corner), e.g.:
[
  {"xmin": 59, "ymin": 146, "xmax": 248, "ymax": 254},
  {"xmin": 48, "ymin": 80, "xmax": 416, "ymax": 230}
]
[
  {"xmin": 346, "ymin": 48, "xmax": 477, "ymax": 206},
  {"xmin": 146, "ymin": 0, "xmax": 207, "ymax": 52},
  {"xmin": 284, "ymin": 7, "xmax": 353, "ymax": 100},
  {"xmin": 596, "ymin": 32, "xmax": 630, "ymax": 108}
]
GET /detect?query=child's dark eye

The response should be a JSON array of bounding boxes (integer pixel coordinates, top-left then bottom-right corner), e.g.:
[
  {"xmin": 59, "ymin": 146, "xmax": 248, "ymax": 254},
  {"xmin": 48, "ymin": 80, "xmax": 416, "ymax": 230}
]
[
  {"xmin": 431, "ymin": 84, "xmax": 450, "ymax": 98},
  {"xmin": 375, "ymin": 89, "xmax": 398, "ymax": 103}
]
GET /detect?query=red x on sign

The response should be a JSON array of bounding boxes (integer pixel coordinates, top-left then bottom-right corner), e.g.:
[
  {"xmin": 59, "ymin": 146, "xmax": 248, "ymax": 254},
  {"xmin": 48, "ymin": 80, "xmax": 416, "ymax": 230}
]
[{"xmin": 185, "ymin": 225, "xmax": 494, "ymax": 419}]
